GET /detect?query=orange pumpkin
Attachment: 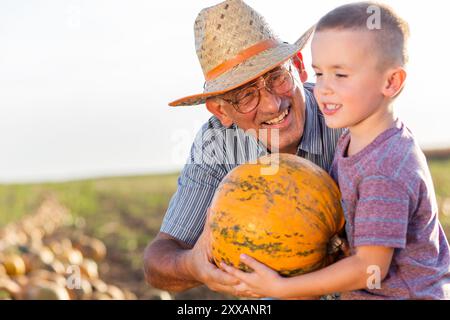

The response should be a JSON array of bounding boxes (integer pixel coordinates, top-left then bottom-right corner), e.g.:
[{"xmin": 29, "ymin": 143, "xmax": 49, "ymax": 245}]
[{"xmin": 209, "ymin": 153, "xmax": 345, "ymax": 276}]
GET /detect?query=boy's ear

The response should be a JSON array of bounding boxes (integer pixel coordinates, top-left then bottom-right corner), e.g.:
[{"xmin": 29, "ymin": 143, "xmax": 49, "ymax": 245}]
[
  {"xmin": 382, "ymin": 67, "xmax": 407, "ymax": 98},
  {"xmin": 205, "ymin": 98, "xmax": 234, "ymax": 127}
]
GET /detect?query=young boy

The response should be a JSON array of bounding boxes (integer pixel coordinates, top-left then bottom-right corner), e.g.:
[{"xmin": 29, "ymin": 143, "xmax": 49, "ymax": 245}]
[{"xmin": 221, "ymin": 2, "xmax": 450, "ymax": 299}]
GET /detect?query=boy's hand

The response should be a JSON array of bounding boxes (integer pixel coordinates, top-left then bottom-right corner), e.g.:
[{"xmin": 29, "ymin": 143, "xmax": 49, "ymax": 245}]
[
  {"xmin": 221, "ymin": 255, "xmax": 320, "ymax": 299},
  {"xmin": 220, "ymin": 254, "xmax": 283, "ymax": 298}
]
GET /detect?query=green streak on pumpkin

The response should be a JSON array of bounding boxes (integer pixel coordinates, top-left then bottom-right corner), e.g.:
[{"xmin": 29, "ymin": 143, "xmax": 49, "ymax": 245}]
[
  {"xmin": 238, "ymin": 262, "xmax": 254, "ymax": 273},
  {"xmin": 232, "ymin": 225, "xmax": 240, "ymax": 232},
  {"xmin": 295, "ymin": 249, "xmax": 316, "ymax": 257},
  {"xmin": 295, "ymin": 204, "xmax": 330, "ymax": 235},
  {"xmin": 220, "ymin": 227, "xmax": 230, "ymax": 238},
  {"xmin": 222, "ymin": 175, "xmax": 276, "ymax": 205},
  {"xmin": 231, "ymin": 236, "xmax": 290, "ymax": 255},
  {"xmin": 279, "ymin": 259, "xmax": 327, "ymax": 277}
]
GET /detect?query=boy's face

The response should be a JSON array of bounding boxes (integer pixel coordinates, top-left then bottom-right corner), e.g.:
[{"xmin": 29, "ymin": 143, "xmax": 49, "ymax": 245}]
[{"xmin": 311, "ymin": 29, "xmax": 389, "ymax": 130}]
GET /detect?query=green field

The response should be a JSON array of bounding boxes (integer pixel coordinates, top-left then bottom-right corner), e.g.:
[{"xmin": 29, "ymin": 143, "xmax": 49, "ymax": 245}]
[
  {"xmin": 428, "ymin": 158, "xmax": 450, "ymax": 235},
  {"xmin": 1, "ymin": 158, "xmax": 450, "ymax": 299}
]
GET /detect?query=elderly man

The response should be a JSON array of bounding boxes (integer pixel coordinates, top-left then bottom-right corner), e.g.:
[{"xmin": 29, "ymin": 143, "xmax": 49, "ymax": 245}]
[{"xmin": 144, "ymin": 0, "xmax": 343, "ymax": 297}]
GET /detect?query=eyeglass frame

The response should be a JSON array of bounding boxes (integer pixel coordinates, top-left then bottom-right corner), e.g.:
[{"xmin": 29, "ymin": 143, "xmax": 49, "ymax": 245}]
[{"xmin": 216, "ymin": 63, "xmax": 297, "ymax": 114}]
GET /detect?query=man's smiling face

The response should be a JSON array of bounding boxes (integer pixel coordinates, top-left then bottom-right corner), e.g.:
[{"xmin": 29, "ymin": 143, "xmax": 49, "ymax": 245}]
[{"xmin": 207, "ymin": 60, "xmax": 308, "ymax": 154}]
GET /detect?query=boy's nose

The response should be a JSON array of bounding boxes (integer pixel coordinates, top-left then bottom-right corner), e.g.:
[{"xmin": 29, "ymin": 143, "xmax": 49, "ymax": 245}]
[{"xmin": 315, "ymin": 80, "xmax": 334, "ymax": 96}]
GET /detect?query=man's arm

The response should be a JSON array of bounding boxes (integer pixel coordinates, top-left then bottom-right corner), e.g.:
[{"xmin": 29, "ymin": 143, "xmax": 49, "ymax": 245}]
[
  {"xmin": 143, "ymin": 232, "xmax": 200, "ymax": 292},
  {"xmin": 144, "ymin": 230, "xmax": 241, "ymax": 295}
]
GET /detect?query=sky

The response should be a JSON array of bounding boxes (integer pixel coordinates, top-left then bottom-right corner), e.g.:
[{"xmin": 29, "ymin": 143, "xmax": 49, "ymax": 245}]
[{"xmin": 0, "ymin": 0, "xmax": 449, "ymax": 183}]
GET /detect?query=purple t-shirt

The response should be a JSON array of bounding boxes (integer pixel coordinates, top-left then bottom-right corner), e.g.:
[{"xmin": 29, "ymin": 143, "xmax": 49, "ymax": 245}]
[{"xmin": 330, "ymin": 120, "xmax": 450, "ymax": 299}]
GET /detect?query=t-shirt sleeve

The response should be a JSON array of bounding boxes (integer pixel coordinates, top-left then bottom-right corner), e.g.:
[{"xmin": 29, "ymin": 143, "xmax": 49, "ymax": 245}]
[{"xmin": 353, "ymin": 175, "xmax": 411, "ymax": 249}]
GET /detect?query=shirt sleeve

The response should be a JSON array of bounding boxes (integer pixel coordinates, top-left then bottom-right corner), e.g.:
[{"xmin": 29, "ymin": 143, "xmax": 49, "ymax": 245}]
[
  {"xmin": 353, "ymin": 175, "xmax": 411, "ymax": 249},
  {"xmin": 160, "ymin": 163, "xmax": 224, "ymax": 246},
  {"xmin": 160, "ymin": 122, "xmax": 227, "ymax": 246}
]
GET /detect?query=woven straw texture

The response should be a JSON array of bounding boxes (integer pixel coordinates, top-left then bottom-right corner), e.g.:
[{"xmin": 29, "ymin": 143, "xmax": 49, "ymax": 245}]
[{"xmin": 170, "ymin": 0, "xmax": 314, "ymax": 107}]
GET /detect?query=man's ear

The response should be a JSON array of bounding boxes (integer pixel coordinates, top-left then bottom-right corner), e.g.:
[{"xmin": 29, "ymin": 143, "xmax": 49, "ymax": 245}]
[
  {"xmin": 205, "ymin": 98, "xmax": 234, "ymax": 127},
  {"xmin": 382, "ymin": 67, "xmax": 407, "ymax": 98},
  {"xmin": 299, "ymin": 69, "xmax": 308, "ymax": 83},
  {"xmin": 293, "ymin": 52, "xmax": 308, "ymax": 83}
]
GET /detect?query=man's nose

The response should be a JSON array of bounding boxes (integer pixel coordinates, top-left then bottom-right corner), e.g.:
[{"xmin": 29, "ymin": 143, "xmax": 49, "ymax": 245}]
[{"xmin": 258, "ymin": 87, "xmax": 281, "ymax": 113}]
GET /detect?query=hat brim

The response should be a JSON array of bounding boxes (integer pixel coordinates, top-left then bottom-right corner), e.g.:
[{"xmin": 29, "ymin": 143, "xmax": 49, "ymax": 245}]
[{"xmin": 168, "ymin": 25, "xmax": 315, "ymax": 107}]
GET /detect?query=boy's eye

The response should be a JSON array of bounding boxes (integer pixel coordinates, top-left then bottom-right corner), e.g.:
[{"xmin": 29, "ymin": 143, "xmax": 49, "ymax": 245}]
[
  {"xmin": 314, "ymin": 73, "xmax": 323, "ymax": 77},
  {"xmin": 336, "ymin": 74, "xmax": 348, "ymax": 78}
]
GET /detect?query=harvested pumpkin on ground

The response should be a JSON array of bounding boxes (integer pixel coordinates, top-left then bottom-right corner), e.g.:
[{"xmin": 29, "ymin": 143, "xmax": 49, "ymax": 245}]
[
  {"xmin": 22, "ymin": 280, "xmax": 70, "ymax": 300},
  {"xmin": 46, "ymin": 260, "xmax": 66, "ymax": 274},
  {"xmin": 21, "ymin": 247, "xmax": 55, "ymax": 273},
  {"xmin": 73, "ymin": 237, "xmax": 107, "ymax": 262},
  {"xmin": 66, "ymin": 278, "xmax": 93, "ymax": 300},
  {"xmin": 10, "ymin": 275, "xmax": 29, "ymax": 288},
  {"xmin": 0, "ymin": 264, "xmax": 7, "ymax": 276},
  {"xmin": 79, "ymin": 258, "xmax": 99, "ymax": 280},
  {"xmin": 0, "ymin": 278, "xmax": 22, "ymax": 299},
  {"xmin": 209, "ymin": 153, "xmax": 345, "ymax": 277},
  {"xmin": 91, "ymin": 292, "xmax": 112, "ymax": 300},
  {"xmin": 106, "ymin": 285, "xmax": 125, "ymax": 300},
  {"xmin": 90, "ymin": 279, "xmax": 108, "ymax": 293},
  {"xmin": 0, "ymin": 197, "xmax": 157, "ymax": 300},
  {"xmin": 28, "ymin": 270, "xmax": 66, "ymax": 287},
  {"xmin": 3, "ymin": 254, "xmax": 27, "ymax": 276}
]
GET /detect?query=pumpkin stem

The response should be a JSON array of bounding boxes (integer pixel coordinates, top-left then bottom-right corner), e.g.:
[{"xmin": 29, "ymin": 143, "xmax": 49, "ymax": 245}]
[{"xmin": 327, "ymin": 234, "xmax": 343, "ymax": 255}]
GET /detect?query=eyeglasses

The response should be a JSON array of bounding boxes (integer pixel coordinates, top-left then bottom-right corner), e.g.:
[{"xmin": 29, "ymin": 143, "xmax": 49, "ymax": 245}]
[{"xmin": 220, "ymin": 66, "xmax": 295, "ymax": 114}]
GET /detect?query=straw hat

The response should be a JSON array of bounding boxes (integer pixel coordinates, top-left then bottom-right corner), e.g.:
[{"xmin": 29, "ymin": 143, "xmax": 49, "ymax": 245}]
[{"xmin": 169, "ymin": 0, "xmax": 315, "ymax": 107}]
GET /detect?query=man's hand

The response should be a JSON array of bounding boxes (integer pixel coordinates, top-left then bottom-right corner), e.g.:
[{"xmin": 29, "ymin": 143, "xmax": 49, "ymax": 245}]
[
  {"xmin": 183, "ymin": 209, "xmax": 246, "ymax": 296},
  {"xmin": 145, "ymin": 209, "xmax": 257, "ymax": 297}
]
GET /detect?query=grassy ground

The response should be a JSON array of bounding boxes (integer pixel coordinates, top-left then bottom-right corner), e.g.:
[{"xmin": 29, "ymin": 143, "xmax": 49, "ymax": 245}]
[
  {"xmin": 1, "ymin": 158, "xmax": 450, "ymax": 299},
  {"xmin": 428, "ymin": 158, "xmax": 450, "ymax": 235},
  {"xmin": 0, "ymin": 173, "xmax": 228, "ymax": 299}
]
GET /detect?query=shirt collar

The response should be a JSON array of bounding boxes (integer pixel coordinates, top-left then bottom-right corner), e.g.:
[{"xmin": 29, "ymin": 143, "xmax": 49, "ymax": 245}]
[{"xmin": 297, "ymin": 84, "xmax": 324, "ymax": 156}]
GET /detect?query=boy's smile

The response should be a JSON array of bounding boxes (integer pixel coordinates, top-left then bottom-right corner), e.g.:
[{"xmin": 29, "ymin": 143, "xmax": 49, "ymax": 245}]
[{"xmin": 322, "ymin": 103, "xmax": 342, "ymax": 116}]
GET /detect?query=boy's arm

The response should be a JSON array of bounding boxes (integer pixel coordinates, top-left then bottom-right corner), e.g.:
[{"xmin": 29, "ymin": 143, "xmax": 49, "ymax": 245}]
[
  {"xmin": 276, "ymin": 246, "xmax": 394, "ymax": 299},
  {"xmin": 223, "ymin": 245, "xmax": 393, "ymax": 299}
]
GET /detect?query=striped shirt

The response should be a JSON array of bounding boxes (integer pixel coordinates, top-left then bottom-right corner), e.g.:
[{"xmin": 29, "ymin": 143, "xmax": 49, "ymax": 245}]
[
  {"xmin": 161, "ymin": 83, "xmax": 344, "ymax": 246},
  {"xmin": 330, "ymin": 120, "xmax": 450, "ymax": 299}
]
